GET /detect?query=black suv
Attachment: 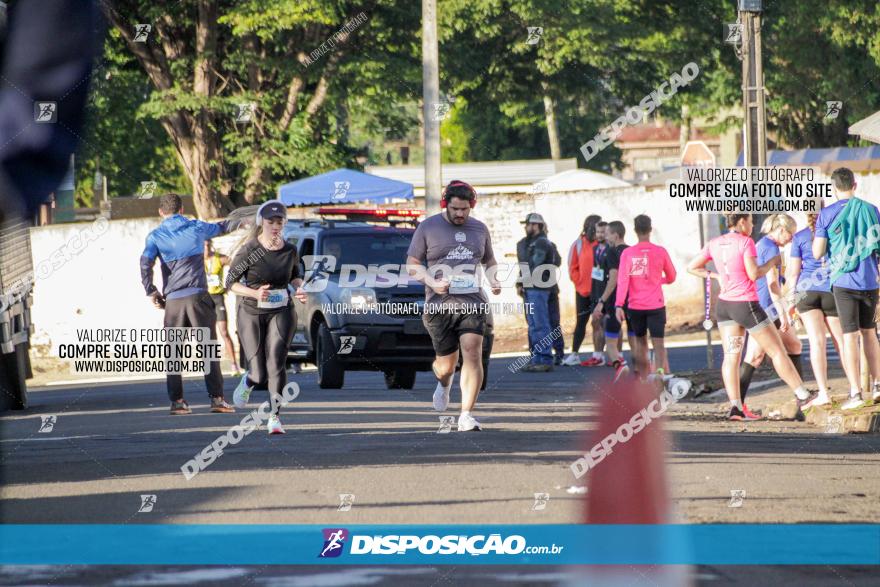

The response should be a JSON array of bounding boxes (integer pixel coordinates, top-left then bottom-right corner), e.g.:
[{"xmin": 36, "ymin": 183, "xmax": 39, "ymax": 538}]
[{"xmin": 282, "ymin": 212, "xmax": 493, "ymax": 390}]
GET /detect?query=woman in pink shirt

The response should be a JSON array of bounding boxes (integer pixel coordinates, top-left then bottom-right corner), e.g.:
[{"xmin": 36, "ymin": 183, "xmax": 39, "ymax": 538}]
[
  {"xmin": 687, "ymin": 213, "xmax": 817, "ymax": 421},
  {"xmin": 614, "ymin": 215, "xmax": 676, "ymax": 376}
]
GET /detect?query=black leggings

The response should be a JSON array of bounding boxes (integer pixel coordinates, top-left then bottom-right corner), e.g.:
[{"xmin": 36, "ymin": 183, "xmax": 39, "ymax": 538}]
[
  {"xmin": 572, "ymin": 293, "xmax": 591, "ymax": 353},
  {"xmin": 237, "ymin": 305, "xmax": 296, "ymax": 415}
]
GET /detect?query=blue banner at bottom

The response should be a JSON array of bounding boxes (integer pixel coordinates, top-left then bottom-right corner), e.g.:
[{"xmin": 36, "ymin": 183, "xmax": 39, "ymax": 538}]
[{"xmin": 0, "ymin": 525, "xmax": 877, "ymax": 565}]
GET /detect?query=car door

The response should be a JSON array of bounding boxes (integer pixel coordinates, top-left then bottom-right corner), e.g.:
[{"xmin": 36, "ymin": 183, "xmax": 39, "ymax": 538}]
[{"xmin": 293, "ymin": 236, "xmax": 316, "ymax": 347}]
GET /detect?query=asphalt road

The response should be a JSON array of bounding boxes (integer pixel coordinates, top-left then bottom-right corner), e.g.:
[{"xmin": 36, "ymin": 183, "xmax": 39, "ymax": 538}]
[{"xmin": 1, "ymin": 345, "xmax": 878, "ymax": 585}]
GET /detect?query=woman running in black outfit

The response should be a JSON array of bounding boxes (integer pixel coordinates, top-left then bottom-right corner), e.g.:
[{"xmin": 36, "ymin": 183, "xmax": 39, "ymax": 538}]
[{"xmin": 228, "ymin": 200, "xmax": 306, "ymax": 434}]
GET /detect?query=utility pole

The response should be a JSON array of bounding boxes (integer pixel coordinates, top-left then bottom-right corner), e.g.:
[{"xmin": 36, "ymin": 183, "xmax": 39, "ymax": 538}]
[
  {"xmin": 422, "ymin": 0, "xmax": 442, "ymax": 214},
  {"xmin": 739, "ymin": 0, "xmax": 767, "ymax": 236}
]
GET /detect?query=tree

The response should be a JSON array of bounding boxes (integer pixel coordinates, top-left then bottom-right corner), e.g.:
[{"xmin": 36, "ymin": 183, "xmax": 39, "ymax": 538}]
[{"xmin": 99, "ymin": 0, "xmax": 419, "ymax": 218}]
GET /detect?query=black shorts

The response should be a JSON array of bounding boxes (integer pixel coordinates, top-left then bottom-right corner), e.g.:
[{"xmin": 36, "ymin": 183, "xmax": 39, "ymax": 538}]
[
  {"xmin": 795, "ymin": 290, "xmax": 838, "ymax": 317},
  {"xmin": 715, "ymin": 299, "xmax": 771, "ymax": 333},
  {"xmin": 209, "ymin": 293, "xmax": 228, "ymax": 322},
  {"xmin": 626, "ymin": 307, "xmax": 666, "ymax": 338},
  {"xmin": 832, "ymin": 287, "xmax": 878, "ymax": 333},
  {"xmin": 423, "ymin": 306, "xmax": 487, "ymax": 356},
  {"xmin": 603, "ymin": 307, "xmax": 627, "ymax": 338}
]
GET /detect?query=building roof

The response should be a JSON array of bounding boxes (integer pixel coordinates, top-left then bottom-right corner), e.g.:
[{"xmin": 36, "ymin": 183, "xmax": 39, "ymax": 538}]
[
  {"xmin": 539, "ymin": 169, "xmax": 630, "ymax": 192},
  {"xmin": 366, "ymin": 158, "xmax": 578, "ymax": 195},
  {"xmin": 618, "ymin": 123, "xmax": 719, "ymax": 147},
  {"xmin": 735, "ymin": 146, "xmax": 880, "ymax": 172}
]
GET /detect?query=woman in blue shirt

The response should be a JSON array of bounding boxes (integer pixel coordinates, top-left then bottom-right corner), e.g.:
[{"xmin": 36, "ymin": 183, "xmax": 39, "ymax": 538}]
[
  {"xmin": 788, "ymin": 212, "xmax": 844, "ymax": 407},
  {"xmin": 739, "ymin": 214, "xmax": 803, "ymax": 413}
]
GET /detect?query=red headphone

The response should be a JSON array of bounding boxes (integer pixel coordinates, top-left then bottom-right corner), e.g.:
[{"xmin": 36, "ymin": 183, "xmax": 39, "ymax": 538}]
[{"xmin": 440, "ymin": 180, "xmax": 477, "ymax": 209}]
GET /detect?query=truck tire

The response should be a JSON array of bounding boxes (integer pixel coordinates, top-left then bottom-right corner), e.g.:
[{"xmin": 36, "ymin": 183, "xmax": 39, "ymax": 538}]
[
  {"xmin": 384, "ymin": 368, "xmax": 416, "ymax": 390},
  {"xmin": 316, "ymin": 322, "xmax": 345, "ymax": 389},
  {"xmin": 0, "ymin": 342, "xmax": 29, "ymax": 410}
]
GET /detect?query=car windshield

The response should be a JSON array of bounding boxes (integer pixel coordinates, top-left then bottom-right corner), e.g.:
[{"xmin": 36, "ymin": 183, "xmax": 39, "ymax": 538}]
[{"xmin": 319, "ymin": 233, "xmax": 413, "ymax": 271}]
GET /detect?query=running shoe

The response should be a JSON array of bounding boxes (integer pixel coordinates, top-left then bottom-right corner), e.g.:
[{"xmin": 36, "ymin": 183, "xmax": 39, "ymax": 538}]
[
  {"xmin": 811, "ymin": 393, "xmax": 832, "ymax": 408},
  {"xmin": 267, "ymin": 414, "xmax": 286, "ymax": 435},
  {"xmin": 553, "ymin": 355, "xmax": 564, "ymax": 366},
  {"xmin": 611, "ymin": 359, "xmax": 629, "ymax": 382},
  {"xmin": 742, "ymin": 404, "xmax": 763, "ymax": 420},
  {"xmin": 561, "ymin": 353, "xmax": 582, "ymax": 366},
  {"xmin": 580, "ymin": 356, "xmax": 606, "ymax": 367},
  {"xmin": 233, "ymin": 371, "xmax": 254, "ymax": 408},
  {"xmin": 521, "ymin": 363, "xmax": 553, "ymax": 372},
  {"xmin": 170, "ymin": 399, "xmax": 191, "ymax": 415},
  {"xmin": 841, "ymin": 395, "xmax": 866, "ymax": 411},
  {"xmin": 457, "ymin": 413, "xmax": 481, "ymax": 432},
  {"xmin": 433, "ymin": 382, "xmax": 451, "ymax": 412},
  {"xmin": 210, "ymin": 397, "xmax": 235, "ymax": 413},
  {"xmin": 728, "ymin": 406, "xmax": 760, "ymax": 421},
  {"xmin": 872, "ymin": 384, "xmax": 880, "ymax": 404},
  {"xmin": 796, "ymin": 391, "xmax": 821, "ymax": 411}
]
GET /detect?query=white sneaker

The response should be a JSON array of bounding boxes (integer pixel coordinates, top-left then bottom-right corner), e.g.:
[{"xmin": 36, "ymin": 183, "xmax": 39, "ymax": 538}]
[
  {"xmin": 233, "ymin": 371, "xmax": 254, "ymax": 408},
  {"xmin": 267, "ymin": 414, "xmax": 286, "ymax": 435},
  {"xmin": 433, "ymin": 381, "xmax": 451, "ymax": 412},
  {"xmin": 457, "ymin": 413, "xmax": 481, "ymax": 432},
  {"xmin": 561, "ymin": 353, "xmax": 582, "ymax": 366},
  {"xmin": 812, "ymin": 393, "xmax": 832, "ymax": 407},
  {"xmin": 872, "ymin": 386, "xmax": 880, "ymax": 403},
  {"xmin": 841, "ymin": 396, "xmax": 866, "ymax": 411}
]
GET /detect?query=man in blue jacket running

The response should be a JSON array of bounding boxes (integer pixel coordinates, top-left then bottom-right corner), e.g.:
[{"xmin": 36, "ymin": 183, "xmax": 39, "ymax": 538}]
[{"xmin": 141, "ymin": 194, "xmax": 238, "ymax": 415}]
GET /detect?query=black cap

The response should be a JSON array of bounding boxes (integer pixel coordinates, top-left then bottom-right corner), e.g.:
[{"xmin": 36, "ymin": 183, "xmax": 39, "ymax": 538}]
[{"xmin": 259, "ymin": 201, "xmax": 287, "ymax": 220}]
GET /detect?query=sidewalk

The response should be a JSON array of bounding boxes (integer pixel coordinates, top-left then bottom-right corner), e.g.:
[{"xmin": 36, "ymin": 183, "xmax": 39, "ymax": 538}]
[{"xmin": 681, "ymin": 365, "xmax": 880, "ymax": 433}]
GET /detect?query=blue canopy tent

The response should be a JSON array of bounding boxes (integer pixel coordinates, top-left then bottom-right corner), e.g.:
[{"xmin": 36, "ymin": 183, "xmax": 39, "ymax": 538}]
[{"xmin": 278, "ymin": 169, "xmax": 414, "ymax": 206}]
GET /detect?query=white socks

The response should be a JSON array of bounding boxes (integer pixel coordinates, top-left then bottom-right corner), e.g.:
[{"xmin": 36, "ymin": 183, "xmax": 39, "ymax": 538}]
[
  {"xmin": 731, "ymin": 399, "xmax": 744, "ymax": 410},
  {"xmin": 794, "ymin": 386, "xmax": 809, "ymax": 400}
]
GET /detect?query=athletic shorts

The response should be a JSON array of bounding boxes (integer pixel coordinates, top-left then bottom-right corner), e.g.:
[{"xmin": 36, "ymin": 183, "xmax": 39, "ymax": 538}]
[
  {"xmin": 209, "ymin": 293, "xmax": 228, "ymax": 322},
  {"xmin": 795, "ymin": 290, "xmax": 838, "ymax": 317},
  {"xmin": 603, "ymin": 307, "xmax": 628, "ymax": 338},
  {"xmin": 626, "ymin": 307, "xmax": 666, "ymax": 338},
  {"xmin": 715, "ymin": 299, "xmax": 771, "ymax": 333},
  {"xmin": 423, "ymin": 306, "xmax": 487, "ymax": 356},
  {"xmin": 832, "ymin": 286, "xmax": 879, "ymax": 333}
]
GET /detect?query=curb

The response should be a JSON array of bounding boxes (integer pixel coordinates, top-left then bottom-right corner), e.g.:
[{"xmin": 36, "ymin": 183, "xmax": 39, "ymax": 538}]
[{"xmin": 806, "ymin": 404, "xmax": 880, "ymax": 433}]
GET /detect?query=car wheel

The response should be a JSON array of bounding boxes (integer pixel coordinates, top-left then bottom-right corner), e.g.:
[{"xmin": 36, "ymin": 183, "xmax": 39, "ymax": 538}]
[
  {"xmin": 384, "ymin": 368, "xmax": 416, "ymax": 390},
  {"xmin": 316, "ymin": 323, "xmax": 345, "ymax": 389}
]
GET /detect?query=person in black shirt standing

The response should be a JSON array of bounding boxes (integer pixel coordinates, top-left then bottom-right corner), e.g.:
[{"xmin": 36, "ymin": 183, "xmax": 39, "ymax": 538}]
[
  {"xmin": 227, "ymin": 200, "xmax": 306, "ymax": 434},
  {"xmin": 591, "ymin": 220, "xmax": 632, "ymax": 381}
]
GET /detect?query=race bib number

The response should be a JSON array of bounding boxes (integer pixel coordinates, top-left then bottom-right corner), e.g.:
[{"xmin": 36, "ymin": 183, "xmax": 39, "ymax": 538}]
[
  {"xmin": 591, "ymin": 267, "xmax": 604, "ymax": 281},
  {"xmin": 449, "ymin": 274, "xmax": 478, "ymax": 294},
  {"xmin": 258, "ymin": 288, "xmax": 289, "ymax": 309},
  {"xmin": 207, "ymin": 274, "xmax": 221, "ymax": 287}
]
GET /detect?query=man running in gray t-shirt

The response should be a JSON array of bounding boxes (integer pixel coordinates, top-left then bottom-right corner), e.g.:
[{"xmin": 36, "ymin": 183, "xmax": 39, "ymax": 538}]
[{"xmin": 406, "ymin": 181, "xmax": 501, "ymax": 431}]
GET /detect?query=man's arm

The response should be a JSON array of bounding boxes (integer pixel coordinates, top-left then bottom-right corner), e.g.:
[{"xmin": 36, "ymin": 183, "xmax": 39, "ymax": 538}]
[
  {"xmin": 662, "ymin": 250, "xmax": 677, "ymax": 284},
  {"xmin": 140, "ymin": 234, "xmax": 164, "ymax": 308}
]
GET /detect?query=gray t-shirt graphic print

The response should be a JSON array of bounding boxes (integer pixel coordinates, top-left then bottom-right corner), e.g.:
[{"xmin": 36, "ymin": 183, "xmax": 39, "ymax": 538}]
[{"xmin": 407, "ymin": 213, "xmax": 496, "ymax": 308}]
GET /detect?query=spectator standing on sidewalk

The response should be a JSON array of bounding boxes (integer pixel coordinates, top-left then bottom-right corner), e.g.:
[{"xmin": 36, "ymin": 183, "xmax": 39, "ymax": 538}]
[
  {"xmin": 564, "ymin": 214, "xmax": 601, "ymax": 365},
  {"xmin": 516, "ymin": 213, "xmax": 558, "ymax": 372}
]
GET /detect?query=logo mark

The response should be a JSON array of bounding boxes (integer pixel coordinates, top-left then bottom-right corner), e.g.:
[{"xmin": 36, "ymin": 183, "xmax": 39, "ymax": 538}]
[
  {"xmin": 437, "ymin": 415, "xmax": 455, "ymax": 434},
  {"xmin": 455, "ymin": 231, "xmax": 467, "ymax": 243},
  {"xmin": 630, "ymin": 254, "xmax": 649, "ymax": 277},
  {"xmin": 38, "ymin": 415, "xmax": 57, "ymax": 433},
  {"xmin": 138, "ymin": 494, "xmax": 157, "ymax": 513},
  {"xmin": 532, "ymin": 492, "xmax": 550, "ymax": 511},
  {"xmin": 445, "ymin": 244, "xmax": 474, "ymax": 260},
  {"xmin": 728, "ymin": 489, "xmax": 745, "ymax": 508},
  {"xmin": 824, "ymin": 101, "xmax": 842, "ymax": 120},
  {"xmin": 338, "ymin": 493, "xmax": 355, "ymax": 512},
  {"xmin": 432, "ymin": 102, "xmax": 451, "ymax": 121},
  {"xmin": 826, "ymin": 414, "xmax": 844, "ymax": 434},
  {"xmin": 338, "ymin": 336, "xmax": 356, "ymax": 354},
  {"xmin": 319, "ymin": 528, "xmax": 348, "ymax": 558},
  {"xmin": 138, "ymin": 181, "xmax": 157, "ymax": 199},
  {"xmin": 526, "ymin": 27, "xmax": 544, "ymax": 45},
  {"xmin": 133, "ymin": 24, "xmax": 152, "ymax": 43},
  {"xmin": 724, "ymin": 23, "xmax": 742, "ymax": 44},
  {"xmin": 235, "ymin": 102, "xmax": 256, "ymax": 123},
  {"xmin": 332, "ymin": 181, "xmax": 351, "ymax": 201},
  {"xmin": 34, "ymin": 102, "xmax": 57, "ymax": 123}
]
